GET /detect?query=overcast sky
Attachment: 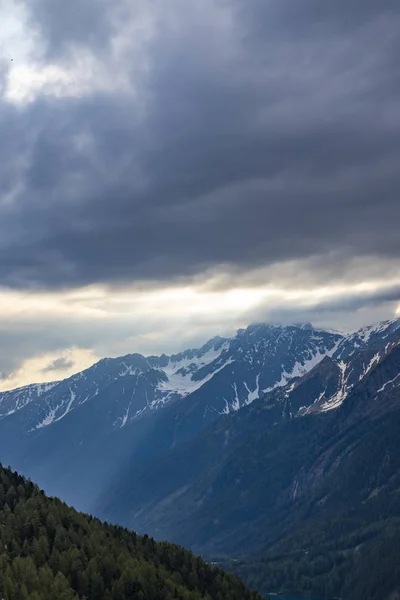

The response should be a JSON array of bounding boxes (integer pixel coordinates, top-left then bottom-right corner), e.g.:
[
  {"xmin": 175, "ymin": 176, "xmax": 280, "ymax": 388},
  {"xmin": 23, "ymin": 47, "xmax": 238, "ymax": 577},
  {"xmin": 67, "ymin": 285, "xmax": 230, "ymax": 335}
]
[{"xmin": 1, "ymin": 0, "xmax": 400, "ymax": 389}]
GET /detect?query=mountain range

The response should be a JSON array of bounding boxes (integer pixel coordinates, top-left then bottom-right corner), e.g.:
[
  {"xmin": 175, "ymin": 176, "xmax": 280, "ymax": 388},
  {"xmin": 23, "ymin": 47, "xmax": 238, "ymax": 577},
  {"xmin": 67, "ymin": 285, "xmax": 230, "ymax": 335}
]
[
  {"xmin": 0, "ymin": 322, "xmax": 343, "ymax": 504},
  {"xmin": 1, "ymin": 317, "xmax": 400, "ymax": 599}
]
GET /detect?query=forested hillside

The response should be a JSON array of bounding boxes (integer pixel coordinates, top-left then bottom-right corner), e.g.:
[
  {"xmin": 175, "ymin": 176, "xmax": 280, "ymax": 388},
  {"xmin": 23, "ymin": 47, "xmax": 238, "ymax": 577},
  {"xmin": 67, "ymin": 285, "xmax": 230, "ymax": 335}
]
[
  {"xmin": 226, "ymin": 403, "xmax": 400, "ymax": 599},
  {"xmin": 0, "ymin": 464, "xmax": 261, "ymax": 600}
]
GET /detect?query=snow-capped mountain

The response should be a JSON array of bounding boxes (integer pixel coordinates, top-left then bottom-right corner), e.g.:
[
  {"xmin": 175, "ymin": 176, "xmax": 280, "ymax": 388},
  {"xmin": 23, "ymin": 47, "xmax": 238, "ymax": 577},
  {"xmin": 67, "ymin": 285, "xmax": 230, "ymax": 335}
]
[
  {"xmin": 334, "ymin": 317, "xmax": 400, "ymax": 360},
  {"xmin": 99, "ymin": 333, "xmax": 400, "ymax": 563},
  {"xmin": 0, "ymin": 318, "xmax": 399, "ymax": 514},
  {"xmin": 0, "ymin": 336, "xmax": 231, "ymax": 433},
  {"xmin": 2, "ymin": 319, "xmax": 398, "ymax": 433},
  {"xmin": 243, "ymin": 318, "xmax": 400, "ymax": 422},
  {"xmin": 0, "ymin": 381, "xmax": 58, "ymax": 419},
  {"xmin": 259, "ymin": 332, "xmax": 400, "ymax": 421},
  {"xmin": 0, "ymin": 323, "xmax": 344, "ymax": 434}
]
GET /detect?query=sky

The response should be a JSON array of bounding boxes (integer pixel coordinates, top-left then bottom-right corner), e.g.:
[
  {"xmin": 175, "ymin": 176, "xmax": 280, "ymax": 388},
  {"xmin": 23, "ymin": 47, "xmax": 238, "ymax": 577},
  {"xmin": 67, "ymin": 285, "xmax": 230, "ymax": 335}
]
[{"xmin": 1, "ymin": 0, "xmax": 400, "ymax": 390}]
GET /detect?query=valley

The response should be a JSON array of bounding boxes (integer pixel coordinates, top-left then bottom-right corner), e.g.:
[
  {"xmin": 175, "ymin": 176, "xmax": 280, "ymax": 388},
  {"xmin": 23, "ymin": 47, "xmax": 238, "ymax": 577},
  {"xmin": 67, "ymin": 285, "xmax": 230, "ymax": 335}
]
[{"xmin": 1, "ymin": 318, "xmax": 400, "ymax": 599}]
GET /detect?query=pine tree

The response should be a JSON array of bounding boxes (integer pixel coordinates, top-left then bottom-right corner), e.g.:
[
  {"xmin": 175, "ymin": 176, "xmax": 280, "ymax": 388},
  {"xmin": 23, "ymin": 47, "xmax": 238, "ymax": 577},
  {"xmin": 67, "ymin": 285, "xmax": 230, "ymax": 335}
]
[{"xmin": 0, "ymin": 463, "xmax": 261, "ymax": 600}]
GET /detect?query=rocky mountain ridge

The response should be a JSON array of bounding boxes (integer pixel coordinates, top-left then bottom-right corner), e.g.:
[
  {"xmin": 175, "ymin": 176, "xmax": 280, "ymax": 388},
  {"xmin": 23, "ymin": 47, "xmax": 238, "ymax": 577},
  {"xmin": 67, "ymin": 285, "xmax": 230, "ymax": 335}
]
[
  {"xmin": 2, "ymin": 318, "xmax": 399, "ymax": 435},
  {"xmin": 0, "ymin": 318, "xmax": 399, "ymax": 519},
  {"xmin": 97, "ymin": 337, "xmax": 400, "ymax": 561}
]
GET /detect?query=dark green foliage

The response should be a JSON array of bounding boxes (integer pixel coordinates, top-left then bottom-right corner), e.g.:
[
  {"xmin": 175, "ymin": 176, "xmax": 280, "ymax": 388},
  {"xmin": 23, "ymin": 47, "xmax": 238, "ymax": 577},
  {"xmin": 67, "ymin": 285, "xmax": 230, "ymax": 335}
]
[
  {"xmin": 0, "ymin": 464, "xmax": 261, "ymax": 600},
  {"xmin": 223, "ymin": 406, "xmax": 400, "ymax": 600},
  {"xmin": 227, "ymin": 522, "xmax": 400, "ymax": 600}
]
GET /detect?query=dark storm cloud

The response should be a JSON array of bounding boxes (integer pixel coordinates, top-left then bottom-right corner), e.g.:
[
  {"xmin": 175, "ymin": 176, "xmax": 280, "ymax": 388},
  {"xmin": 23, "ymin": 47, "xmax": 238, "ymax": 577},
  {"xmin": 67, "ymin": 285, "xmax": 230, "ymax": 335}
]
[
  {"xmin": 19, "ymin": 0, "xmax": 115, "ymax": 58},
  {"xmin": 41, "ymin": 356, "xmax": 75, "ymax": 373},
  {"xmin": 251, "ymin": 0, "xmax": 399, "ymax": 34},
  {"xmin": 248, "ymin": 283, "xmax": 400, "ymax": 328},
  {"xmin": 2, "ymin": 0, "xmax": 400, "ymax": 290}
]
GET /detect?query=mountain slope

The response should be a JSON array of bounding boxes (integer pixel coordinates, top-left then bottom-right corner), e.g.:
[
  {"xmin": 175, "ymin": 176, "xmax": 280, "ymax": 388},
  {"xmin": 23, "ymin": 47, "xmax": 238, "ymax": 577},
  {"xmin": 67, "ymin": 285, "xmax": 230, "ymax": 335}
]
[
  {"xmin": 0, "ymin": 324, "xmax": 342, "ymax": 432},
  {"xmin": 2, "ymin": 318, "xmax": 397, "ymax": 435},
  {"xmin": 96, "ymin": 342, "xmax": 400, "ymax": 600},
  {"xmin": 233, "ymin": 355, "xmax": 400, "ymax": 599},
  {"xmin": 0, "ymin": 323, "xmax": 345, "ymax": 510},
  {"xmin": 0, "ymin": 336, "xmax": 231, "ymax": 431},
  {"xmin": 0, "ymin": 319, "xmax": 399, "ymax": 533},
  {"xmin": 0, "ymin": 463, "xmax": 261, "ymax": 600},
  {"xmin": 96, "ymin": 325, "xmax": 400, "ymax": 545},
  {"xmin": 1, "ymin": 318, "xmax": 400, "ymax": 599}
]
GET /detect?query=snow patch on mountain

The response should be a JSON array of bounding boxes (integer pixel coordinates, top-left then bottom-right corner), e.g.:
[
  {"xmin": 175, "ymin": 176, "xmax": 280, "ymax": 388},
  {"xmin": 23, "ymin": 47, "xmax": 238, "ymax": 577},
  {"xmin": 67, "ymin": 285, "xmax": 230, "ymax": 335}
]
[
  {"xmin": 319, "ymin": 361, "xmax": 349, "ymax": 412},
  {"xmin": 361, "ymin": 353, "xmax": 381, "ymax": 379},
  {"xmin": 0, "ymin": 381, "xmax": 58, "ymax": 418},
  {"xmin": 244, "ymin": 374, "xmax": 261, "ymax": 405},
  {"xmin": 120, "ymin": 404, "xmax": 132, "ymax": 428},
  {"xmin": 36, "ymin": 406, "xmax": 62, "ymax": 429},
  {"xmin": 119, "ymin": 363, "xmax": 144, "ymax": 377},
  {"xmin": 1, "ymin": 318, "xmax": 399, "ymax": 434},
  {"xmin": 263, "ymin": 345, "xmax": 340, "ymax": 394},
  {"xmin": 335, "ymin": 318, "xmax": 400, "ymax": 360},
  {"xmin": 377, "ymin": 374, "xmax": 400, "ymax": 394},
  {"xmin": 357, "ymin": 318, "xmax": 400, "ymax": 343},
  {"xmin": 158, "ymin": 353, "xmax": 233, "ymax": 397},
  {"xmin": 54, "ymin": 389, "xmax": 77, "ymax": 422}
]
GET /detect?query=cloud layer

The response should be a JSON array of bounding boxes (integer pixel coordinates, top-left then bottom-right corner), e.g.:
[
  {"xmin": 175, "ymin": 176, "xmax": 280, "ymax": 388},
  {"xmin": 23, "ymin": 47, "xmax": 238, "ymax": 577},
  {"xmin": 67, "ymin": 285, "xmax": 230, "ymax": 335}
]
[
  {"xmin": 1, "ymin": 0, "xmax": 399, "ymax": 289},
  {"xmin": 1, "ymin": 0, "xmax": 400, "ymax": 386}
]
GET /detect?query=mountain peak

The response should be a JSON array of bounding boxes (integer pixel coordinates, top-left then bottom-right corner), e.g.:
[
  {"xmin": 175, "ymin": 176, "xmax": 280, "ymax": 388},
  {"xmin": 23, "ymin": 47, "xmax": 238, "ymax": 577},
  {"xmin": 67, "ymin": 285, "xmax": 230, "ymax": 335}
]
[
  {"xmin": 1, "ymin": 314, "xmax": 400, "ymax": 533},
  {"xmin": 240, "ymin": 322, "xmax": 317, "ymax": 336},
  {"xmin": 293, "ymin": 322, "xmax": 314, "ymax": 330}
]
